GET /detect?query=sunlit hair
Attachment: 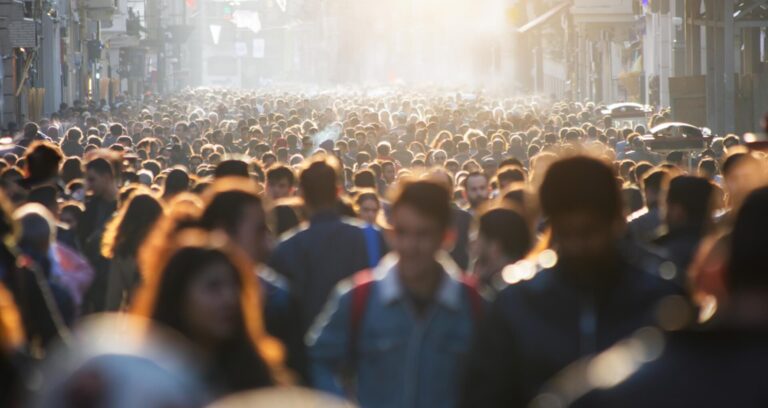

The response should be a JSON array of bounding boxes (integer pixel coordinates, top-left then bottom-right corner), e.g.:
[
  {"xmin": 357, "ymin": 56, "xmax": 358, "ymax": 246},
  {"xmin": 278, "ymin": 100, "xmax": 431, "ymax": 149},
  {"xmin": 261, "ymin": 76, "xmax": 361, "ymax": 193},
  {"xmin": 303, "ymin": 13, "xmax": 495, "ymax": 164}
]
[
  {"xmin": 131, "ymin": 229, "xmax": 287, "ymax": 386},
  {"xmin": 0, "ymin": 283, "xmax": 24, "ymax": 351},
  {"xmin": 101, "ymin": 187, "xmax": 165, "ymax": 259}
]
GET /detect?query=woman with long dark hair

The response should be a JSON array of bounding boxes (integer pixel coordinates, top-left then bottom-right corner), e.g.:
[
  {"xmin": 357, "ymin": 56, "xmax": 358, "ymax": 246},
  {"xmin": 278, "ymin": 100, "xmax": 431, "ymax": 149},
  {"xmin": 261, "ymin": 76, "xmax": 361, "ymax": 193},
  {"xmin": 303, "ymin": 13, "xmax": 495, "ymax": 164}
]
[
  {"xmin": 102, "ymin": 189, "xmax": 164, "ymax": 311},
  {"xmin": 131, "ymin": 230, "xmax": 287, "ymax": 398}
]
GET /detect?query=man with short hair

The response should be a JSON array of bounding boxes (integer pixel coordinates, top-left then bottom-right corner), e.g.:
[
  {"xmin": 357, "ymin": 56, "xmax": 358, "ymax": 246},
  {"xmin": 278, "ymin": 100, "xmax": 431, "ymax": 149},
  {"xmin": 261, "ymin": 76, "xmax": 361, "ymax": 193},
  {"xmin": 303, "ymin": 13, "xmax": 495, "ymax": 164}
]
[
  {"xmin": 473, "ymin": 205, "xmax": 532, "ymax": 295},
  {"xmin": 463, "ymin": 171, "xmax": 490, "ymax": 214},
  {"xmin": 269, "ymin": 156, "xmax": 369, "ymax": 333},
  {"xmin": 308, "ymin": 180, "xmax": 483, "ymax": 408},
  {"xmin": 266, "ymin": 165, "xmax": 296, "ymax": 200},
  {"xmin": 462, "ymin": 156, "xmax": 679, "ymax": 408},
  {"xmin": 79, "ymin": 156, "xmax": 119, "ymax": 313},
  {"xmin": 628, "ymin": 168, "xmax": 668, "ymax": 243}
]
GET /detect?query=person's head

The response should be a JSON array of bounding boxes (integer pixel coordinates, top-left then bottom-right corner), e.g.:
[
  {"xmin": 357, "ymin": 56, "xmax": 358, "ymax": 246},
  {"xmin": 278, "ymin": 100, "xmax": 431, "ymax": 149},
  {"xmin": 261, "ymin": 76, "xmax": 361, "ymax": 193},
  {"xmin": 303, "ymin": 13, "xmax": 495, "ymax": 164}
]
[
  {"xmin": 381, "ymin": 161, "xmax": 396, "ymax": 184},
  {"xmin": 353, "ymin": 169, "xmax": 377, "ymax": 189},
  {"xmin": 390, "ymin": 179, "xmax": 452, "ymax": 272},
  {"xmin": 721, "ymin": 152, "xmax": 765, "ymax": 211},
  {"xmin": 299, "ymin": 156, "xmax": 340, "ymax": 211},
  {"xmin": 24, "ymin": 141, "xmax": 63, "ymax": 183},
  {"xmin": 540, "ymin": 156, "xmax": 624, "ymax": 275},
  {"xmin": 133, "ymin": 230, "xmax": 282, "ymax": 390},
  {"xmin": 463, "ymin": 171, "xmax": 490, "ymax": 210},
  {"xmin": 663, "ymin": 176, "xmax": 713, "ymax": 233},
  {"xmin": 641, "ymin": 168, "xmax": 668, "ymax": 209},
  {"xmin": 14, "ymin": 203, "xmax": 56, "ymax": 255},
  {"xmin": 60, "ymin": 201, "xmax": 84, "ymax": 230},
  {"xmin": 200, "ymin": 179, "xmax": 271, "ymax": 263},
  {"xmin": 265, "ymin": 165, "xmax": 295, "ymax": 200},
  {"xmin": 61, "ymin": 157, "xmax": 84, "ymax": 184},
  {"xmin": 496, "ymin": 166, "xmax": 526, "ymax": 191},
  {"xmin": 697, "ymin": 158, "xmax": 718, "ymax": 180},
  {"xmin": 163, "ymin": 168, "xmax": 190, "ymax": 199},
  {"xmin": 102, "ymin": 190, "xmax": 164, "ymax": 258},
  {"xmin": 474, "ymin": 205, "xmax": 532, "ymax": 281},
  {"xmin": 85, "ymin": 157, "xmax": 117, "ymax": 199},
  {"xmin": 109, "ymin": 123, "xmax": 124, "ymax": 137},
  {"xmin": 354, "ymin": 191, "xmax": 380, "ymax": 225},
  {"xmin": 214, "ymin": 160, "xmax": 249, "ymax": 179}
]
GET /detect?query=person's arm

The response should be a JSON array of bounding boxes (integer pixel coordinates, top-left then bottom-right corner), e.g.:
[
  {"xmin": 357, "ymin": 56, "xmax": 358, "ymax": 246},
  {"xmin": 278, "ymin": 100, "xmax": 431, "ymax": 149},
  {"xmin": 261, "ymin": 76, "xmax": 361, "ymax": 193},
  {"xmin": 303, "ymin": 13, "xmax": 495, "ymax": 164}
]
[
  {"xmin": 306, "ymin": 286, "xmax": 353, "ymax": 396},
  {"xmin": 461, "ymin": 294, "xmax": 525, "ymax": 408}
]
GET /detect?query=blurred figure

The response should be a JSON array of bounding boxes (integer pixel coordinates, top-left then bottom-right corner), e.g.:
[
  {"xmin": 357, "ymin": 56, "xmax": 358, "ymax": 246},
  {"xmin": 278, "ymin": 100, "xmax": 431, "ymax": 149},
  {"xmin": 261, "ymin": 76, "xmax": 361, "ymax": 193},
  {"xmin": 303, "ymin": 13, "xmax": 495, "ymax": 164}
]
[
  {"xmin": 132, "ymin": 230, "xmax": 289, "ymax": 398},
  {"xmin": 568, "ymin": 187, "xmax": 768, "ymax": 408},
  {"xmin": 80, "ymin": 156, "xmax": 120, "ymax": 313},
  {"xmin": 353, "ymin": 191, "xmax": 389, "ymax": 268},
  {"xmin": 102, "ymin": 190, "xmax": 165, "ymax": 311},
  {"xmin": 462, "ymin": 156, "xmax": 679, "ymax": 408},
  {"xmin": 472, "ymin": 205, "xmax": 532, "ymax": 296},
  {"xmin": 269, "ymin": 156, "xmax": 369, "ymax": 334},
  {"xmin": 628, "ymin": 169, "xmax": 667, "ymax": 243},
  {"xmin": 308, "ymin": 180, "xmax": 483, "ymax": 408},
  {"xmin": 652, "ymin": 176, "xmax": 714, "ymax": 287},
  {"xmin": 200, "ymin": 178, "xmax": 306, "ymax": 381},
  {"xmin": 13, "ymin": 203, "xmax": 75, "ymax": 349}
]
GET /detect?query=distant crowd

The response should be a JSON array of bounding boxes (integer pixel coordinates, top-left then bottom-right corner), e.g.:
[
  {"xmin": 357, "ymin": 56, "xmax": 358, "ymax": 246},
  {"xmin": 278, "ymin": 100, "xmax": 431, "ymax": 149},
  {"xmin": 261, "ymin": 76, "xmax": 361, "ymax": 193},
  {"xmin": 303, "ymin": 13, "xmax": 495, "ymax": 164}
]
[{"xmin": 0, "ymin": 88, "xmax": 767, "ymax": 407}]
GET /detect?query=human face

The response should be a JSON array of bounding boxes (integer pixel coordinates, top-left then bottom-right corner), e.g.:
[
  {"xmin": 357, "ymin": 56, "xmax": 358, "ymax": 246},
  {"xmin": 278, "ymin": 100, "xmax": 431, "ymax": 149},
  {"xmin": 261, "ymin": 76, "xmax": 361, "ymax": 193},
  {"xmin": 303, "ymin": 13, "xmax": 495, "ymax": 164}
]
[
  {"xmin": 383, "ymin": 165, "xmax": 396, "ymax": 184},
  {"xmin": 234, "ymin": 204, "xmax": 271, "ymax": 262},
  {"xmin": 182, "ymin": 260, "xmax": 241, "ymax": 345},
  {"xmin": 358, "ymin": 198, "xmax": 379, "ymax": 225},
  {"xmin": 391, "ymin": 205, "xmax": 444, "ymax": 274},
  {"xmin": 465, "ymin": 175, "xmax": 489, "ymax": 209},
  {"xmin": 85, "ymin": 169, "xmax": 112, "ymax": 198},
  {"xmin": 268, "ymin": 179, "xmax": 292, "ymax": 200},
  {"xmin": 551, "ymin": 212, "xmax": 619, "ymax": 273}
]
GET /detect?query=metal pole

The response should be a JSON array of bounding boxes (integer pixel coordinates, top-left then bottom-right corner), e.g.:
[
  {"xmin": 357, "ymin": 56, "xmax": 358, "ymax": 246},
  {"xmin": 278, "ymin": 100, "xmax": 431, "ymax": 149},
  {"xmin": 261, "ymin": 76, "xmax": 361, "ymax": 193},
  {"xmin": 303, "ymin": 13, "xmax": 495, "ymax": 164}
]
[{"xmin": 723, "ymin": 0, "xmax": 735, "ymax": 133}]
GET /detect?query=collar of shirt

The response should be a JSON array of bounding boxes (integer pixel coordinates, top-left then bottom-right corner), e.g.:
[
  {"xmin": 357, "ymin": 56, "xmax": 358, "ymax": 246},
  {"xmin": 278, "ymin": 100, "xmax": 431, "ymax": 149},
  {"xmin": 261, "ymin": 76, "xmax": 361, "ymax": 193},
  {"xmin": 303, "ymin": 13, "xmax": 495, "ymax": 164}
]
[{"xmin": 377, "ymin": 260, "xmax": 463, "ymax": 312}]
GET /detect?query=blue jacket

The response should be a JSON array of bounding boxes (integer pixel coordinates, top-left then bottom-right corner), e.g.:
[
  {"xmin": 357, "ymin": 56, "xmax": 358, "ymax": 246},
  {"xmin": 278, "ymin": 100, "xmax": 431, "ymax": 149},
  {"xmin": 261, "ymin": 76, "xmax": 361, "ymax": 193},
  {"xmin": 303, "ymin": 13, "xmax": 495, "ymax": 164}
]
[
  {"xmin": 269, "ymin": 211, "xmax": 370, "ymax": 334},
  {"xmin": 461, "ymin": 245, "xmax": 681, "ymax": 408},
  {"xmin": 307, "ymin": 255, "xmax": 480, "ymax": 408}
]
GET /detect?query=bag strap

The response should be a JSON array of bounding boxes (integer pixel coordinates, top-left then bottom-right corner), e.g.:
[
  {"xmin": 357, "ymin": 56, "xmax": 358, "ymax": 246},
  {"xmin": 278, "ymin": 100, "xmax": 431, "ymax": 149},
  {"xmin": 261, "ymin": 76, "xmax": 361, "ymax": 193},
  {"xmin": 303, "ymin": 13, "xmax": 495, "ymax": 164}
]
[
  {"xmin": 349, "ymin": 269, "xmax": 374, "ymax": 358},
  {"xmin": 460, "ymin": 275, "xmax": 484, "ymax": 323}
]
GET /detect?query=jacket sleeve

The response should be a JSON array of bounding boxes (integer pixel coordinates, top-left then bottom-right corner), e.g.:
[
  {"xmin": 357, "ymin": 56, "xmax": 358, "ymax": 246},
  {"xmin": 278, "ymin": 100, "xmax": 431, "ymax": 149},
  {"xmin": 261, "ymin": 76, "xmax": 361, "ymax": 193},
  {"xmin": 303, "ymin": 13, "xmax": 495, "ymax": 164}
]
[
  {"xmin": 306, "ymin": 285, "xmax": 353, "ymax": 397},
  {"xmin": 461, "ymin": 294, "xmax": 527, "ymax": 408}
]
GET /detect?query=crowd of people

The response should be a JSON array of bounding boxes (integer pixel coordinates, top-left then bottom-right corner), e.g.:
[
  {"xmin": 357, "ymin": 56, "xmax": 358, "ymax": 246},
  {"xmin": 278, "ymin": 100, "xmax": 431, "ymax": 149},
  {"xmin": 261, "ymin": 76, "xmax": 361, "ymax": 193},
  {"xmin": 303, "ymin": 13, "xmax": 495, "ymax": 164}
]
[{"xmin": 0, "ymin": 87, "xmax": 767, "ymax": 407}]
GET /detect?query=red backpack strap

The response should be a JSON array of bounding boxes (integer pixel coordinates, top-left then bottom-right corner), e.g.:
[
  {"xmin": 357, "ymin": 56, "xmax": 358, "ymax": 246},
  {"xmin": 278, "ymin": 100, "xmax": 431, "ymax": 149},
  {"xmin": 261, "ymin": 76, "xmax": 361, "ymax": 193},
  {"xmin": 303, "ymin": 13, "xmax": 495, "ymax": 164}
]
[
  {"xmin": 460, "ymin": 275, "xmax": 484, "ymax": 323},
  {"xmin": 349, "ymin": 269, "xmax": 375, "ymax": 357}
]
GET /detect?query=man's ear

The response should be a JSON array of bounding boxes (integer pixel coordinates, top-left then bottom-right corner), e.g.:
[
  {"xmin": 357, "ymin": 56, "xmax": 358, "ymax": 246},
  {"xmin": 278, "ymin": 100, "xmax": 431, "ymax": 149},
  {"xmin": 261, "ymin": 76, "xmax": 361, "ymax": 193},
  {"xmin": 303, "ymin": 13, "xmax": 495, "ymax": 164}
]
[{"xmin": 442, "ymin": 226, "xmax": 457, "ymax": 252}]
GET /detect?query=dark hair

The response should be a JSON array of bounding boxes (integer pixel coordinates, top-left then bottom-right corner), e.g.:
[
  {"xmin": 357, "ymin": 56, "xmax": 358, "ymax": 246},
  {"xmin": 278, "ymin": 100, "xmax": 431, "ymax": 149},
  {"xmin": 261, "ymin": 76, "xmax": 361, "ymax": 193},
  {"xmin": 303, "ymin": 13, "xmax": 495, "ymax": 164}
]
[
  {"xmin": 478, "ymin": 206, "xmax": 531, "ymax": 261},
  {"xmin": 24, "ymin": 142, "xmax": 63, "ymax": 182},
  {"xmin": 728, "ymin": 187, "xmax": 768, "ymax": 291},
  {"xmin": 266, "ymin": 165, "xmax": 295, "ymax": 186},
  {"xmin": 215, "ymin": 160, "xmax": 249, "ymax": 179},
  {"xmin": 299, "ymin": 157, "xmax": 339, "ymax": 209},
  {"xmin": 133, "ymin": 232, "xmax": 282, "ymax": 392},
  {"xmin": 102, "ymin": 191, "xmax": 164, "ymax": 258},
  {"xmin": 61, "ymin": 157, "xmax": 83, "ymax": 184},
  {"xmin": 496, "ymin": 166, "xmax": 526, "ymax": 185},
  {"xmin": 665, "ymin": 176, "xmax": 713, "ymax": 231},
  {"xmin": 200, "ymin": 179, "xmax": 263, "ymax": 237},
  {"xmin": 540, "ymin": 156, "xmax": 621, "ymax": 223},
  {"xmin": 392, "ymin": 179, "xmax": 451, "ymax": 231},
  {"xmin": 85, "ymin": 157, "xmax": 115, "ymax": 178},
  {"xmin": 353, "ymin": 169, "xmax": 377, "ymax": 189},
  {"xmin": 163, "ymin": 169, "xmax": 190, "ymax": 198}
]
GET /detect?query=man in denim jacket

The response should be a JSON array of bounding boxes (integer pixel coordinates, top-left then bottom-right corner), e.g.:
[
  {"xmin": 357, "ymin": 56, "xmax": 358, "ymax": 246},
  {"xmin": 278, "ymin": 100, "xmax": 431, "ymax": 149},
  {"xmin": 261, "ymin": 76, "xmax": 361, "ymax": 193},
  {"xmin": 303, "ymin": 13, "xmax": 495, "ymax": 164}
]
[{"xmin": 307, "ymin": 180, "xmax": 482, "ymax": 408}]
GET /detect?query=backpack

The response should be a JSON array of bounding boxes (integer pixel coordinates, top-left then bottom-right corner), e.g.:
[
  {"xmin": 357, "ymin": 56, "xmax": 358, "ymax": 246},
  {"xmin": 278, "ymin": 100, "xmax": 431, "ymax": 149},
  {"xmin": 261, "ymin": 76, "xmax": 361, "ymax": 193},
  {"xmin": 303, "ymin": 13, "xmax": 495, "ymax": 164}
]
[{"xmin": 348, "ymin": 269, "xmax": 484, "ymax": 356}]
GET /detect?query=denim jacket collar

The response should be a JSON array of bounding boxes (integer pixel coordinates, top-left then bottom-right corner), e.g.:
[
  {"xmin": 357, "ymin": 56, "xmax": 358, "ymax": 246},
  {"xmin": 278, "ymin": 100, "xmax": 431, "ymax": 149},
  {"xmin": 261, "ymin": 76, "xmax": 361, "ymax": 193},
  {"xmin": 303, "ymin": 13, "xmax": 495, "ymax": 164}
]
[{"xmin": 375, "ymin": 252, "xmax": 464, "ymax": 311}]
